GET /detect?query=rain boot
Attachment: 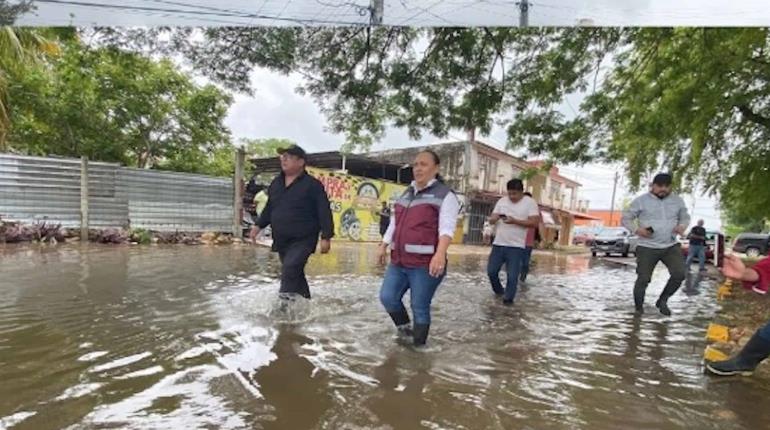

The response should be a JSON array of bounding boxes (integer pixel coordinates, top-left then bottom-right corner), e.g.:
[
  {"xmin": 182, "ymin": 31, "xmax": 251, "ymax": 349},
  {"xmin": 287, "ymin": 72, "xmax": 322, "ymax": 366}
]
[
  {"xmin": 706, "ymin": 331, "xmax": 770, "ymax": 376},
  {"xmin": 655, "ymin": 281, "xmax": 680, "ymax": 317},
  {"xmin": 413, "ymin": 323, "xmax": 430, "ymax": 347},
  {"xmin": 388, "ymin": 310, "xmax": 412, "ymax": 337}
]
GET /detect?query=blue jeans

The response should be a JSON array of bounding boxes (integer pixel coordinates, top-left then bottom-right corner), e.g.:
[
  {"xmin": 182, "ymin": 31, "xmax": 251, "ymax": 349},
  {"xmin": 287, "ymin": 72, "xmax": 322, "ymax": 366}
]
[
  {"xmin": 759, "ymin": 320, "xmax": 770, "ymax": 342},
  {"xmin": 520, "ymin": 246, "xmax": 533, "ymax": 280},
  {"xmin": 487, "ymin": 245, "xmax": 526, "ymax": 301},
  {"xmin": 685, "ymin": 244, "xmax": 706, "ymax": 271},
  {"xmin": 379, "ymin": 264, "xmax": 445, "ymax": 325}
]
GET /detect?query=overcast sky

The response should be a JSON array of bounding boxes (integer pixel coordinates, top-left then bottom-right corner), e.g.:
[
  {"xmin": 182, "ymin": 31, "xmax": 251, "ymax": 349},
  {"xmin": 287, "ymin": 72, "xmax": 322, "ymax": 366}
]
[{"xmin": 18, "ymin": 0, "xmax": 770, "ymax": 26}]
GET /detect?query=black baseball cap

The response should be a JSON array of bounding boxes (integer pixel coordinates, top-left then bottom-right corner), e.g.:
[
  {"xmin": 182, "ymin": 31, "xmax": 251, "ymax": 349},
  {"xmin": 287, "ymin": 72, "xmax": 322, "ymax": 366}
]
[
  {"xmin": 277, "ymin": 145, "xmax": 307, "ymax": 159},
  {"xmin": 652, "ymin": 173, "xmax": 673, "ymax": 186}
]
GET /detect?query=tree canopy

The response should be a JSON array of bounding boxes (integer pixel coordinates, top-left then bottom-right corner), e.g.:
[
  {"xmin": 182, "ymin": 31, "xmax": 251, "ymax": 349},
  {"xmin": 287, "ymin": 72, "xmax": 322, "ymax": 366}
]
[
  {"xmin": 7, "ymin": 34, "xmax": 233, "ymax": 172},
  {"xmin": 136, "ymin": 27, "xmax": 768, "ymax": 222}
]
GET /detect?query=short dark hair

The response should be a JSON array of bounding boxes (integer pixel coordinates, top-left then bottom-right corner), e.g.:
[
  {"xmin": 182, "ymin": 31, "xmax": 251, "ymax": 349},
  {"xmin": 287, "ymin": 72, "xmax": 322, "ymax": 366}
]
[
  {"xmin": 652, "ymin": 173, "xmax": 672, "ymax": 186},
  {"xmin": 507, "ymin": 179, "xmax": 524, "ymax": 191},
  {"xmin": 524, "ymin": 191, "xmax": 532, "ymax": 197}
]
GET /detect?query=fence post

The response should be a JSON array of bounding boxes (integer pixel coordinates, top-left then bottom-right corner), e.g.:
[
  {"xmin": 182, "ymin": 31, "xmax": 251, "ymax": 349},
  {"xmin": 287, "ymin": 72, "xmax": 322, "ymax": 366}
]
[
  {"xmin": 233, "ymin": 148, "xmax": 245, "ymax": 237},
  {"xmin": 80, "ymin": 156, "xmax": 89, "ymax": 242}
]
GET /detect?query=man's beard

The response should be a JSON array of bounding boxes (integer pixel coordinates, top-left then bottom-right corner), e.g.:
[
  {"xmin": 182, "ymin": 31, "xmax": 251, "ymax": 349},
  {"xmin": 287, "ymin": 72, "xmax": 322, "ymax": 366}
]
[{"xmin": 654, "ymin": 191, "xmax": 669, "ymax": 199}]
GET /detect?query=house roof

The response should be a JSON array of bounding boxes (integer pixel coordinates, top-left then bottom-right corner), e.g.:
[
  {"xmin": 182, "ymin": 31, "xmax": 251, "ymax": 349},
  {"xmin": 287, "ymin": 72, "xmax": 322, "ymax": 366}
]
[{"xmin": 250, "ymin": 151, "xmax": 413, "ymax": 184}]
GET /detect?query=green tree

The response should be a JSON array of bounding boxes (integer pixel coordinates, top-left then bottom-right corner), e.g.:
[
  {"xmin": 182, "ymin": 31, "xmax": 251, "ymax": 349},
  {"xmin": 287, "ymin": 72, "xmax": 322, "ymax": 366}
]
[
  {"xmin": 240, "ymin": 137, "xmax": 294, "ymax": 158},
  {"xmin": 91, "ymin": 28, "xmax": 770, "ymax": 220},
  {"xmin": 0, "ymin": 26, "xmax": 61, "ymax": 148},
  {"xmin": 148, "ymin": 27, "xmax": 769, "ymax": 223},
  {"xmin": 0, "ymin": 1, "xmax": 33, "ymax": 25},
  {"xmin": 7, "ymin": 40, "xmax": 233, "ymax": 170}
]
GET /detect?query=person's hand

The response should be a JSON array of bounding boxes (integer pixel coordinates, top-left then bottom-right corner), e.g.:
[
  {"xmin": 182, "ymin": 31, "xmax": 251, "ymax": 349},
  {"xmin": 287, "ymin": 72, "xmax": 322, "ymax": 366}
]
[
  {"xmin": 489, "ymin": 213, "xmax": 501, "ymax": 223},
  {"xmin": 503, "ymin": 217, "xmax": 519, "ymax": 225},
  {"xmin": 249, "ymin": 226, "xmax": 260, "ymax": 244},
  {"xmin": 672, "ymin": 225, "xmax": 686, "ymax": 236},
  {"xmin": 722, "ymin": 254, "xmax": 747, "ymax": 280},
  {"xmin": 377, "ymin": 243, "xmax": 389, "ymax": 266},
  {"xmin": 429, "ymin": 251, "xmax": 446, "ymax": 278},
  {"xmin": 636, "ymin": 227, "xmax": 652, "ymax": 238},
  {"xmin": 319, "ymin": 239, "xmax": 331, "ymax": 254}
]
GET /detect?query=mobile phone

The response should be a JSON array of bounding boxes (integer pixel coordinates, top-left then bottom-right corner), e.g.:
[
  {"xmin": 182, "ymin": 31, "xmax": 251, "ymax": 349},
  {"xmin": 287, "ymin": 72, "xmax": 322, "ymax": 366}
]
[
  {"xmin": 499, "ymin": 214, "xmax": 508, "ymax": 219},
  {"xmin": 646, "ymin": 226, "xmax": 654, "ymax": 233}
]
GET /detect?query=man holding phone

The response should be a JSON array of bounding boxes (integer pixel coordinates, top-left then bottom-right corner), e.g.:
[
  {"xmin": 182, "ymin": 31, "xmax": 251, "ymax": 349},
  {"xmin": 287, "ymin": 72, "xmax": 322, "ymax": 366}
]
[
  {"xmin": 621, "ymin": 173, "xmax": 691, "ymax": 316},
  {"xmin": 487, "ymin": 179, "xmax": 540, "ymax": 305}
]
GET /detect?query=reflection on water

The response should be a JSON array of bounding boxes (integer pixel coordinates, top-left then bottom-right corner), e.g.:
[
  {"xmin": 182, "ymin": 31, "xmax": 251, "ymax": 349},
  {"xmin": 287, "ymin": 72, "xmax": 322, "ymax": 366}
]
[{"xmin": 1, "ymin": 243, "xmax": 770, "ymax": 430}]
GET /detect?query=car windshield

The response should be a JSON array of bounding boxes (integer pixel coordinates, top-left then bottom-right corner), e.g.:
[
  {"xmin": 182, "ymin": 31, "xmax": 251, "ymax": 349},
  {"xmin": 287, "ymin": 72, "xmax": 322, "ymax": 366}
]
[{"xmin": 599, "ymin": 228, "xmax": 627, "ymax": 237}]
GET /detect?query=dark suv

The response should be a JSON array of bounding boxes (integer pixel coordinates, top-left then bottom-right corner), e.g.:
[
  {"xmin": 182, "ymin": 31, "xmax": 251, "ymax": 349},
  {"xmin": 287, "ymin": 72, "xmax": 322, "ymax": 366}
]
[{"xmin": 732, "ymin": 233, "xmax": 770, "ymax": 258}]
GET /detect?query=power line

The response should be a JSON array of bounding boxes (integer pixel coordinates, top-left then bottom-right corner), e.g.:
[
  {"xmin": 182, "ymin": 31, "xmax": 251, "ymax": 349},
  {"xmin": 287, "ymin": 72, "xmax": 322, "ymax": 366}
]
[{"xmin": 34, "ymin": 0, "xmax": 369, "ymax": 25}]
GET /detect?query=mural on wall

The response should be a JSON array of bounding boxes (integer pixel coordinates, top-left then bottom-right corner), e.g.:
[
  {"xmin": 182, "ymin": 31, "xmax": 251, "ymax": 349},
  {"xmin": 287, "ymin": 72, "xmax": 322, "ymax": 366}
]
[{"xmin": 307, "ymin": 167, "xmax": 406, "ymax": 242}]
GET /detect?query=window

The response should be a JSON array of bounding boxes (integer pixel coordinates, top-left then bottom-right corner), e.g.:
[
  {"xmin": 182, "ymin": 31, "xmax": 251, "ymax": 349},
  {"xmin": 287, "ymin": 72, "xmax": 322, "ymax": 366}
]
[
  {"xmin": 550, "ymin": 181, "xmax": 562, "ymax": 200},
  {"xmin": 478, "ymin": 153, "xmax": 498, "ymax": 191}
]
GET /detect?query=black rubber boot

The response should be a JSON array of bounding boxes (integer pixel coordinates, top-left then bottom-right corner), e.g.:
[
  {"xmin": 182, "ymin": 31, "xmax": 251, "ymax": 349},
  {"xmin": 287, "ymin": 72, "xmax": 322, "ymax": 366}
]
[
  {"xmin": 706, "ymin": 331, "xmax": 770, "ymax": 376},
  {"xmin": 413, "ymin": 323, "xmax": 430, "ymax": 347},
  {"xmin": 388, "ymin": 310, "xmax": 412, "ymax": 336},
  {"xmin": 655, "ymin": 297, "xmax": 671, "ymax": 317},
  {"xmin": 656, "ymin": 278, "xmax": 682, "ymax": 316}
]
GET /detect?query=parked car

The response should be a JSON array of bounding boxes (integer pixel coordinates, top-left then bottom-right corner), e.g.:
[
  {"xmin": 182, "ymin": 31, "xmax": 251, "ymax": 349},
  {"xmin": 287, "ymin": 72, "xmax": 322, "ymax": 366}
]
[
  {"xmin": 732, "ymin": 233, "xmax": 770, "ymax": 257},
  {"xmin": 680, "ymin": 230, "xmax": 721, "ymax": 263},
  {"xmin": 591, "ymin": 227, "xmax": 638, "ymax": 257},
  {"xmin": 573, "ymin": 226, "xmax": 600, "ymax": 246}
]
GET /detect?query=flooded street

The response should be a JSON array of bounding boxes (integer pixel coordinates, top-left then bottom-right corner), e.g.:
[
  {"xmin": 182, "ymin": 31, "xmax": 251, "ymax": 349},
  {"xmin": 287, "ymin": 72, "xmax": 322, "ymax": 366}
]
[{"xmin": 1, "ymin": 243, "xmax": 769, "ymax": 430}]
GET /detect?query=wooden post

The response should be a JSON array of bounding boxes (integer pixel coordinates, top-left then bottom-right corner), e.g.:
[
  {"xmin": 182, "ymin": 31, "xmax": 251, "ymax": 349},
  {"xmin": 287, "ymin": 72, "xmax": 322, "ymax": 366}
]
[
  {"xmin": 233, "ymin": 148, "xmax": 245, "ymax": 237},
  {"xmin": 80, "ymin": 156, "xmax": 89, "ymax": 242}
]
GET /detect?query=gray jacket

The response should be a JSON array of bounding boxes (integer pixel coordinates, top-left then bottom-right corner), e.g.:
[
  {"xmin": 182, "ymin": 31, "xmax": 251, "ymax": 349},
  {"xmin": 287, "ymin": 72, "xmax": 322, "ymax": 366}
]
[{"xmin": 621, "ymin": 193, "xmax": 691, "ymax": 249}]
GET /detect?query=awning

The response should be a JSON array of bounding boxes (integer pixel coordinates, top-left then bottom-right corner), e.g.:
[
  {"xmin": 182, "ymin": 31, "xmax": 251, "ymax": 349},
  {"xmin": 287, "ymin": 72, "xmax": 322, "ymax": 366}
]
[
  {"xmin": 560, "ymin": 209, "xmax": 602, "ymax": 221},
  {"xmin": 540, "ymin": 209, "xmax": 561, "ymax": 229}
]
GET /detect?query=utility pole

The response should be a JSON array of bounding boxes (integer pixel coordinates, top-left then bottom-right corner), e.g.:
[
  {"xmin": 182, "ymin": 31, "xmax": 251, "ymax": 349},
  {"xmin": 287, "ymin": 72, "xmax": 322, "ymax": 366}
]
[
  {"xmin": 518, "ymin": 0, "xmax": 529, "ymax": 27},
  {"xmin": 609, "ymin": 171, "xmax": 619, "ymax": 226},
  {"xmin": 370, "ymin": 0, "xmax": 384, "ymax": 25}
]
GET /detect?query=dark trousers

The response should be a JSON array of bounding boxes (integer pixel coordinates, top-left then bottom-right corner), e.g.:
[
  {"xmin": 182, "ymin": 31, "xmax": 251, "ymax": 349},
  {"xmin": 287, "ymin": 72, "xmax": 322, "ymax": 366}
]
[
  {"xmin": 634, "ymin": 244, "xmax": 686, "ymax": 308},
  {"xmin": 521, "ymin": 246, "xmax": 533, "ymax": 280},
  {"xmin": 277, "ymin": 238, "xmax": 316, "ymax": 299},
  {"xmin": 487, "ymin": 245, "xmax": 527, "ymax": 301}
]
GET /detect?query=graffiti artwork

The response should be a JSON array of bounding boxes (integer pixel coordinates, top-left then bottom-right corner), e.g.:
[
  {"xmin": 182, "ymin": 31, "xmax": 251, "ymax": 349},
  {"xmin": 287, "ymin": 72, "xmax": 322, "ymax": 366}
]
[{"xmin": 307, "ymin": 167, "xmax": 406, "ymax": 242}]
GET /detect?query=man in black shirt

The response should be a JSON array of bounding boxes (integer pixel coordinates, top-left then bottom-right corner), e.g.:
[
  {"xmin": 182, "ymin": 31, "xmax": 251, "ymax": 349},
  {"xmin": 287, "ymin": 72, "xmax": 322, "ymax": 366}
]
[
  {"xmin": 250, "ymin": 145, "xmax": 334, "ymax": 299},
  {"xmin": 379, "ymin": 201, "xmax": 391, "ymax": 237},
  {"xmin": 685, "ymin": 219, "xmax": 708, "ymax": 272}
]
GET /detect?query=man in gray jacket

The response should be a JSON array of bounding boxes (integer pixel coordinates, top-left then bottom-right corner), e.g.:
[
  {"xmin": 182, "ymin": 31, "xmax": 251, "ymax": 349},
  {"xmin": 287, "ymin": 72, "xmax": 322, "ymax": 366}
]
[{"xmin": 622, "ymin": 173, "xmax": 691, "ymax": 316}]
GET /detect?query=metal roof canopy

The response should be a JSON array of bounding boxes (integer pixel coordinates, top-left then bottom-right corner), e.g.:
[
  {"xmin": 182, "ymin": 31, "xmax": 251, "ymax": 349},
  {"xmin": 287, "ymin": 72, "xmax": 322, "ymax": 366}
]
[{"xmin": 250, "ymin": 151, "xmax": 413, "ymax": 184}]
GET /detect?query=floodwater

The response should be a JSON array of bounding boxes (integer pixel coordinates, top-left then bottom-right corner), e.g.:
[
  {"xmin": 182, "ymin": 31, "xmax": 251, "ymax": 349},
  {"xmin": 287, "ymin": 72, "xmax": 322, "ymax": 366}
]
[{"xmin": 1, "ymin": 243, "xmax": 769, "ymax": 430}]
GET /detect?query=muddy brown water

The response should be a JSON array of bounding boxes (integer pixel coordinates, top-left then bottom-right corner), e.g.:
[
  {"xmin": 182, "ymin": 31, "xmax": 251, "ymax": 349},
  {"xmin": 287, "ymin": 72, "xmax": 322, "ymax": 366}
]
[{"xmin": 1, "ymin": 243, "xmax": 769, "ymax": 430}]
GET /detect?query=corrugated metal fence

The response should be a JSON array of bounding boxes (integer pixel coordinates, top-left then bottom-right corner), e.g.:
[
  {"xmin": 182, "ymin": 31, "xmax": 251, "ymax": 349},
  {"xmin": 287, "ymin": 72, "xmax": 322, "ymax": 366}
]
[{"xmin": 0, "ymin": 154, "xmax": 233, "ymax": 232}]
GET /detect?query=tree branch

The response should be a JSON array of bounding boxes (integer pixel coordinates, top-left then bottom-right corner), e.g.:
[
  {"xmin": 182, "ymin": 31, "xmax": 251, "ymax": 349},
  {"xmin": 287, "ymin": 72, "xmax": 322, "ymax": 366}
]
[{"xmin": 736, "ymin": 104, "xmax": 770, "ymax": 129}]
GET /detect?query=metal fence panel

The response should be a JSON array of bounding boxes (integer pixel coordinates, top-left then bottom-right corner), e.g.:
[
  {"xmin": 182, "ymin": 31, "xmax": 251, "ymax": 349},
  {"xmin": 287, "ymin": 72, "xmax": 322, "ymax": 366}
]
[{"xmin": 0, "ymin": 154, "xmax": 234, "ymax": 232}]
